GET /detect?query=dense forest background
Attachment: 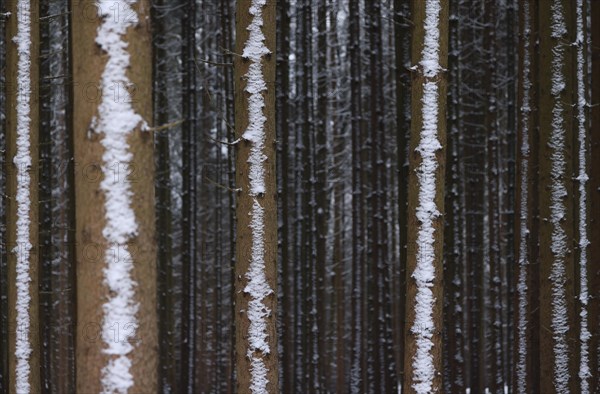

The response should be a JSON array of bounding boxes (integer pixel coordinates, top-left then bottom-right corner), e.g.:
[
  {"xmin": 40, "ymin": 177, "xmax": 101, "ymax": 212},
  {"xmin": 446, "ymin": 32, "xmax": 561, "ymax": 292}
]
[{"xmin": 0, "ymin": 0, "xmax": 599, "ymax": 393}]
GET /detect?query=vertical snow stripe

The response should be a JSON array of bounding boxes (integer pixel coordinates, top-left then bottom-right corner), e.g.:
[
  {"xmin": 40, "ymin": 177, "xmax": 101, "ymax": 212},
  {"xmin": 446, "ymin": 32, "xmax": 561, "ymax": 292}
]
[
  {"xmin": 549, "ymin": 0, "xmax": 570, "ymax": 391},
  {"xmin": 14, "ymin": 0, "xmax": 33, "ymax": 392},
  {"xmin": 411, "ymin": 1, "xmax": 442, "ymax": 393},
  {"xmin": 575, "ymin": 0, "xmax": 590, "ymax": 392},
  {"xmin": 94, "ymin": 1, "xmax": 143, "ymax": 392},
  {"xmin": 516, "ymin": 1, "xmax": 531, "ymax": 392},
  {"xmin": 242, "ymin": 0, "xmax": 272, "ymax": 393}
]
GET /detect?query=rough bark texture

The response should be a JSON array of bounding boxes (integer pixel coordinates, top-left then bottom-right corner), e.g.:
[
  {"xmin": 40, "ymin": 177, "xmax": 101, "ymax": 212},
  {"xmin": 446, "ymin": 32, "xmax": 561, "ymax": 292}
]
[
  {"xmin": 537, "ymin": 1, "xmax": 577, "ymax": 392},
  {"xmin": 394, "ymin": 0, "xmax": 410, "ymax": 389},
  {"xmin": 276, "ymin": 0, "xmax": 294, "ymax": 391},
  {"xmin": 589, "ymin": 0, "xmax": 600, "ymax": 392},
  {"xmin": 71, "ymin": 0, "xmax": 157, "ymax": 392},
  {"xmin": 152, "ymin": 0, "xmax": 176, "ymax": 391},
  {"xmin": 513, "ymin": 1, "xmax": 540, "ymax": 392},
  {"xmin": 5, "ymin": 0, "xmax": 40, "ymax": 392},
  {"xmin": 403, "ymin": 1, "xmax": 448, "ymax": 393},
  {"xmin": 233, "ymin": 0, "xmax": 278, "ymax": 393}
]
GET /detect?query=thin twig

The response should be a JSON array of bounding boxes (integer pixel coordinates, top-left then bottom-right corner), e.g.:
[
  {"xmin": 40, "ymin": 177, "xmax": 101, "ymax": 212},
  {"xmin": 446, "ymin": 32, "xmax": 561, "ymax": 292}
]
[
  {"xmin": 40, "ymin": 11, "xmax": 70, "ymax": 21},
  {"xmin": 220, "ymin": 46, "xmax": 243, "ymax": 58},
  {"xmin": 205, "ymin": 176, "xmax": 241, "ymax": 193},
  {"xmin": 195, "ymin": 57, "xmax": 232, "ymax": 67},
  {"xmin": 148, "ymin": 119, "xmax": 184, "ymax": 132},
  {"xmin": 206, "ymin": 134, "xmax": 242, "ymax": 146}
]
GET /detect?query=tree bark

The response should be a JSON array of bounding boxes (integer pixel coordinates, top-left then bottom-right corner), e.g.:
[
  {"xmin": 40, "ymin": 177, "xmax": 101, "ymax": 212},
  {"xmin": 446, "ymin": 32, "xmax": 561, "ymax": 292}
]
[
  {"xmin": 180, "ymin": 0, "xmax": 198, "ymax": 389},
  {"xmin": 5, "ymin": 0, "xmax": 40, "ymax": 392},
  {"xmin": 276, "ymin": 0, "xmax": 294, "ymax": 391},
  {"xmin": 394, "ymin": 0, "xmax": 411, "ymax": 390},
  {"xmin": 538, "ymin": 1, "xmax": 578, "ymax": 392},
  {"xmin": 152, "ymin": 0, "xmax": 176, "ymax": 391},
  {"xmin": 514, "ymin": 1, "xmax": 540, "ymax": 393},
  {"xmin": 403, "ymin": 0, "xmax": 448, "ymax": 393},
  {"xmin": 589, "ymin": 1, "xmax": 600, "ymax": 392},
  {"xmin": 234, "ymin": 0, "xmax": 278, "ymax": 392},
  {"xmin": 71, "ymin": 0, "xmax": 157, "ymax": 392}
]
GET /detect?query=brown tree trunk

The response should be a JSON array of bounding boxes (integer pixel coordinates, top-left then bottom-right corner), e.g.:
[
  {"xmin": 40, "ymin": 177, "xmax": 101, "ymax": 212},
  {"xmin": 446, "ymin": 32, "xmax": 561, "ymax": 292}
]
[
  {"xmin": 403, "ymin": 1, "xmax": 448, "ymax": 393},
  {"xmin": 5, "ymin": 0, "xmax": 40, "ymax": 392},
  {"xmin": 233, "ymin": 0, "xmax": 278, "ymax": 392},
  {"xmin": 71, "ymin": 0, "xmax": 157, "ymax": 392}
]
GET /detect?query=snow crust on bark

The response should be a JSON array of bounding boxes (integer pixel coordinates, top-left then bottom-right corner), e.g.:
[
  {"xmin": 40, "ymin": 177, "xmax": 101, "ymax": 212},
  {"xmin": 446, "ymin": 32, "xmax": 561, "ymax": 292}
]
[
  {"xmin": 548, "ymin": 1, "xmax": 570, "ymax": 391},
  {"xmin": 13, "ymin": 0, "xmax": 34, "ymax": 391},
  {"xmin": 94, "ymin": 1, "xmax": 144, "ymax": 392},
  {"xmin": 411, "ymin": 1, "xmax": 442, "ymax": 393},
  {"xmin": 575, "ymin": 0, "xmax": 590, "ymax": 391},
  {"xmin": 241, "ymin": 0, "xmax": 273, "ymax": 392}
]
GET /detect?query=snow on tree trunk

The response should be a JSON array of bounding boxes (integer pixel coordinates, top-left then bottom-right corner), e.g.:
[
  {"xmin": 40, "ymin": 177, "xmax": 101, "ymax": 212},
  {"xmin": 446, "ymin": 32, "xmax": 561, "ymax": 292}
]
[
  {"xmin": 93, "ymin": 1, "xmax": 145, "ymax": 392},
  {"xmin": 404, "ymin": 0, "xmax": 448, "ymax": 393},
  {"xmin": 234, "ymin": 0, "xmax": 278, "ymax": 392},
  {"xmin": 515, "ymin": 1, "xmax": 532, "ymax": 391},
  {"xmin": 243, "ymin": 1, "xmax": 270, "ymax": 389},
  {"xmin": 545, "ymin": 0, "xmax": 572, "ymax": 391},
  {"xmin": 12, "ymin": 0, "xmax": 35, "ymax": 392},
  {"xmin": 72, "ymin": 0, "xmax": 156, "ymax": 391},
  {"xmin": 575, "ymin": 0, "xmax": 590, "ymax": 392}
]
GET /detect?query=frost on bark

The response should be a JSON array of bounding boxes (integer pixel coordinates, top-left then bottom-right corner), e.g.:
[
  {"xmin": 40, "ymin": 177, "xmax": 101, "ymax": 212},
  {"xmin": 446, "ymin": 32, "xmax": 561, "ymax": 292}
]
[
  {"xmin": 514, "ymin": 1, "xmax": 540, "ymax": 393},
  {"xmin": 538, "ymin": 0, "xmax": 578, "ymax": 392},
  {"xmin": 233, "ymin": 0, "xmax": 278, "ymax": 393},
  {"xmin": 403, "ymin": 0, "xmax": 448, "ymax": 393},
  {"xmin": 574, "ymin": 0, "xmax": 591, "ymax": 392},
  {"xmin": 71, "ymin": 0, "xmax": 157, "ymax": 392},
  {"xmin": 5, "ymin": 0, "xmax": 40, "ymax": 392}
]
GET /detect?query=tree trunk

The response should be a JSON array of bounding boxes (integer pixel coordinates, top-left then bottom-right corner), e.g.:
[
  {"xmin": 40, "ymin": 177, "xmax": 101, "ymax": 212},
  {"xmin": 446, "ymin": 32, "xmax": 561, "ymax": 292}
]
[
  {"xmin": 180, "ymin": 0, "xmax": 198, "ymax": 389},
  {"xmin": 443, "ymin": 1, "xmax": 466, "ymax": 391},
  {"xmin": 316, "ymin": 0, "xmax": 329, "ymax": 390},
  {"xmin": 233, "ymin": 0, "xmax": 278, "ymax": 392},
  {"xmin": 538, "ymin": 1, "xmax": 578, "ymax": 392},
  {"xmin": 5, "ymin": 0, "xmax": 40, "ymax": 392},
  {"xmin": 589, "ymin": 1, "xmax": 600, "ymax": 392},
  {"xmin": 514, "ymin": 1, "xmax": 540, "ymax": 393},
  {"xmin": 393, "ymin": 0, "xmax": 411, "ymax": 390},
  {"xmin": 348, "ymin": 0, "xmax": 365, "ymax": 391},
  {"xmin": 71, "ymin": 0, "xmax": 157, "ymax": 392},
  {"xmin": 403, "ymin": 0, "xmax": 448, "ymax": 393},
  {"xmin": 276, "ymin": 0, "xmax": 294, "ymax": 391},
  {"xmin": 573, "ymin": 0, "xmax": 592, "ymax": 393},
  {"xmin": 152, "ymin": 0, "xmax": 176, "ymax": 391}
]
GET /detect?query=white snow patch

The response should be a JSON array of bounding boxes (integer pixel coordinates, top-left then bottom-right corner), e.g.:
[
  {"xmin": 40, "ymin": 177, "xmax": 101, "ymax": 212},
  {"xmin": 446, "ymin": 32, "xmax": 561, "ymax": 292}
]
[
  {"xmin": 12, "ymin": 0, "xmax": 34, "ymax": 392},
  {"xmin": 410, "ymin": 1, "xmax": 442, "ymax": 393},
  {"xmin": 94, "ymin": 1, "xmax": 144, "ymax": 392},
  {"xmin": 420, "ymin": 0, "xmax": 441, "ymax": 77},
  {"xmin": 241, "ymin": 0, "xmax": 273, "ymax": 393},
  {"xmin": 242, "ymin": 0, "xmax": 270, "ymax": 196},
  {"xmin": 548, "ymin": 1, "xmax": 570, "ymax": 392},
  {"xmin": 575, "ymin": 0, "xmax": 590, "ymax": 392}
]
